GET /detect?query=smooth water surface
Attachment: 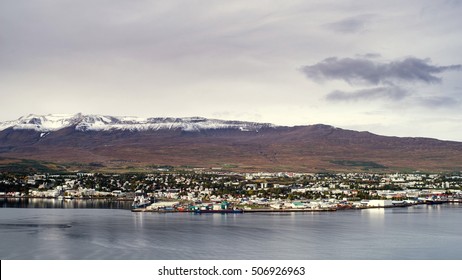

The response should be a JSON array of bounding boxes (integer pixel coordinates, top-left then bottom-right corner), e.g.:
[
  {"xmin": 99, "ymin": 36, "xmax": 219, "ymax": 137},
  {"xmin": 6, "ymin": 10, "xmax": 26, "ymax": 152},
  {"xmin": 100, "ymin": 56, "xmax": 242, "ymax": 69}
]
[
  {"xmin": 1, "ymin": 204, "xmax": 461, "ymax": 259},
  {"xmin": 0, "ymin": 197, "xmax": 132, "ymax": 209}
]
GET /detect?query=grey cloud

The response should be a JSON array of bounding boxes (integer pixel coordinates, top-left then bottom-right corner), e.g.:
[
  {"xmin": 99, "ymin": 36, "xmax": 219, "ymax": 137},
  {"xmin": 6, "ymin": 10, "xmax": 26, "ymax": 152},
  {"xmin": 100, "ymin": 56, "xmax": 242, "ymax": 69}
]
[
  {"xmin": 301, "ymin": 56, "xmax": 461, "ymax": 85},
  {"xmin": 324, "ymin": 14, "xmax": 373, "ymax": 33},
  {"xmin": 417, "ymin": 96, "xmax": 459, "ymax": 108},
  {"xmin": 445, "ymin": 0, "xmax": 462, "ymax": 7},
  {"xmin": 326, "ymin": 86, "xmax": 408, "ymax": 102},
  {"xmin": 302, "ymin": 55, "xmax": 461, "ymax": 103},
  {"xmin": 356, "ymin": 53, "xmax": 381, "ymax": 59}
]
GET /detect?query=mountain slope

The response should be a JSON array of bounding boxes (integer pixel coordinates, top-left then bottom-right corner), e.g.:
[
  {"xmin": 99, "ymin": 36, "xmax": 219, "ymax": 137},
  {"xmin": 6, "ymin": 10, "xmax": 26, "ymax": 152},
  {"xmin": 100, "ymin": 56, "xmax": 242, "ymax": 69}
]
[{"xmin": 1, "ymin": 114, "xmax": 462, "ymax": 172}]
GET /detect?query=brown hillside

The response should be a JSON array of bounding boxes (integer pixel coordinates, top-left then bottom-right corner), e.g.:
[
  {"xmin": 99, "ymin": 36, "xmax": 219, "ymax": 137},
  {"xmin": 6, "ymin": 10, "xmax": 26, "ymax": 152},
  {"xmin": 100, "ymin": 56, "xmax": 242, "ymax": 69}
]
[{"xmin": 1, "ymin": 125, "xmax": 462, "ymax": 172}]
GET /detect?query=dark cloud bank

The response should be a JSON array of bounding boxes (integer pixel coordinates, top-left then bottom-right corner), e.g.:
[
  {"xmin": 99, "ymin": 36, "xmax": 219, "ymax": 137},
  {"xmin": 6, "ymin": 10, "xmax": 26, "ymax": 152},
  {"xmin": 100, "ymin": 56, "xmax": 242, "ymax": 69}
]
[
  {"xmin": 301, "ymin": 56, "xmax": 461, "ymax": 102},
  {"xmin": 302, "ymin": 56, "xmax": 460, "ymax": 85}
]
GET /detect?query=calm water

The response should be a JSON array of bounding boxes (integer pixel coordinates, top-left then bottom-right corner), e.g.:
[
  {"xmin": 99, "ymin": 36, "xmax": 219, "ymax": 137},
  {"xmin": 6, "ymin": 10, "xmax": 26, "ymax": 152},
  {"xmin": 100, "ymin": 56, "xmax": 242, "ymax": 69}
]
[
  {"xmin": 0, "ymin": 197, "xmax": 132, "ymax": 209},
  {"xmin": 1, "ymin": 201, "xmax": 462, "ymax": 259}
]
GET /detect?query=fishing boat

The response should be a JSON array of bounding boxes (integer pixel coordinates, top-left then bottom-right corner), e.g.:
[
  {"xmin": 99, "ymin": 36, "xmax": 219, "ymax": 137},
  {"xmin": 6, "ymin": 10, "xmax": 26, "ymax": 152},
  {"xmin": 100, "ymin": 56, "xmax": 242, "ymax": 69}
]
[{"xmin": 424, "ymin": 195, "xmax": 447, "ymax": 205}]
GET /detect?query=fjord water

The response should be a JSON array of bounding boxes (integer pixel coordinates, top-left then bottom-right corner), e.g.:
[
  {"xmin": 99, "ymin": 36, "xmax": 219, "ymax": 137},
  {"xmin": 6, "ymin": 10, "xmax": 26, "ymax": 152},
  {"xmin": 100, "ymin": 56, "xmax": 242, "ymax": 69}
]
[{"xmin": 1, "ymin": 202, "xmax": 461, "ymax": 259}]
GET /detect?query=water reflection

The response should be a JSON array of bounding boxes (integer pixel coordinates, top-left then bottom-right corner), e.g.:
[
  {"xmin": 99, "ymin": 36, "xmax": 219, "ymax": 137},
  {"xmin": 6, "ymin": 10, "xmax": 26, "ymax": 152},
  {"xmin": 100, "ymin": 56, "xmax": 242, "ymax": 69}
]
[
  {"xmin": 362, "ymin": 208, "xmax": 385, "ymax": 217},
  {"xmin": 0, "ymin": 198, "xmax": 131, "ymax": 210},
  {"xmin": 133, "ymin": 211, "xmax": 145, "ymax": 228}
]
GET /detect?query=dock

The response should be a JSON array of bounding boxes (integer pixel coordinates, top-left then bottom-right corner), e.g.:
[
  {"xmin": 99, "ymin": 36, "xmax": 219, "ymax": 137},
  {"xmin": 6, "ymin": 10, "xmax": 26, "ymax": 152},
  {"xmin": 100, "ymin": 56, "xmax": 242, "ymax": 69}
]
[{"xmin": 131, "ymin": 208, "xmax": 336, "ymax": 213}]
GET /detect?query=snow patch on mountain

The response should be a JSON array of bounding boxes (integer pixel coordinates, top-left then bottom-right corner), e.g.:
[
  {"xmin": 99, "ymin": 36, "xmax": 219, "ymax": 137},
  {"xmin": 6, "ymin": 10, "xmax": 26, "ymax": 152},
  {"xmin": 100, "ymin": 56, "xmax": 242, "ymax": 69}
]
[
  {"xmin": 0, "ymin": 114, "xmax": 79, "ymax": 132},
  {"xmin": 0, "ymin": 114, "xmax": 275, "ymax": 132}
]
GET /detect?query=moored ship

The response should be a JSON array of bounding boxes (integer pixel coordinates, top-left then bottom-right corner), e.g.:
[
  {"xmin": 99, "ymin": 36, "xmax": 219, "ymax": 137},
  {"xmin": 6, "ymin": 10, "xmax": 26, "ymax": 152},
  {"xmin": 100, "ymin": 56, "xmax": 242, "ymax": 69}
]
[{"xmin": 131, "ymin": 191, "xmax": 153, "ymax": 210}]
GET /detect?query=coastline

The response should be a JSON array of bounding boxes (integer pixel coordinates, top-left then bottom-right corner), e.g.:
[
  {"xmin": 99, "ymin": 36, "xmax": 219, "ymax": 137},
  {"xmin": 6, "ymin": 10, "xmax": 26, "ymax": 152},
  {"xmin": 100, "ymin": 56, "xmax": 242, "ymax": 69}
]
[
  {"xmin": 131, "ymin": 199, "xmax": 461, "ymax": 213},
  {"xmin": 2, "ymin": 197, "xmax": 461, "ymax": 213}
]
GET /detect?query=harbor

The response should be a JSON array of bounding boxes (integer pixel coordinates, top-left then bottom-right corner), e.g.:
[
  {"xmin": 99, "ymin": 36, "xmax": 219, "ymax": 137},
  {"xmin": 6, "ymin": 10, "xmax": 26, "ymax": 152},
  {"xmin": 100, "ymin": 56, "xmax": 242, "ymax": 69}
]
[
  {"xmin": 130, "ymin": 196, "xmax": 459, "ymax": 213},
  {"xmin": 131, "ymin": 207, "xmax": 336, "ymax": 213},
  {"xmin": 2, "ymin": 171, "xmax": 462, "ymax": 213}
]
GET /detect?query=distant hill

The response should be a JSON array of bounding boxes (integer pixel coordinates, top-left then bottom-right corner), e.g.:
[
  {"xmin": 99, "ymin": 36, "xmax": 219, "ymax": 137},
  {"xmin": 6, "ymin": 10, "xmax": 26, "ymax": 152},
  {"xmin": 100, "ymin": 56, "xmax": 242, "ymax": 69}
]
[{"xmin": 1, "ymin": 114, "xmax": 462, "ymax": 172}]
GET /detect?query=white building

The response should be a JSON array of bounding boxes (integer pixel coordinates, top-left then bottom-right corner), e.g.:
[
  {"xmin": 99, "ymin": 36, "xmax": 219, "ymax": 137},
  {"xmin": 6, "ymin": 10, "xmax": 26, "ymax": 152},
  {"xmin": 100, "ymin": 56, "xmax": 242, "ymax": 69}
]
[{"xmin": 365, "ymin": 200, "xmax": 393, "ymax": 207}]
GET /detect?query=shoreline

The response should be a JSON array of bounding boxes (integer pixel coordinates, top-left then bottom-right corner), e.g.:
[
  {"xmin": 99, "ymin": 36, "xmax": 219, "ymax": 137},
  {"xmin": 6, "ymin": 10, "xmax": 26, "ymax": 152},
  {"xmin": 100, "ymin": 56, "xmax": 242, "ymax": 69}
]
[
  {"xmin": 131, "ymin": 199, "xmax": 462, "ymax": 214},
  {"xmin": 131, "ymin": 200, "xmax": 460, "ymax": 213},
  {"xmin": 0, "ymin": 196, "xmax": 133, "ymax": 201},
  {"xmin": 2, "ymin": 197, "xmax": 460, "ymax": 213}
]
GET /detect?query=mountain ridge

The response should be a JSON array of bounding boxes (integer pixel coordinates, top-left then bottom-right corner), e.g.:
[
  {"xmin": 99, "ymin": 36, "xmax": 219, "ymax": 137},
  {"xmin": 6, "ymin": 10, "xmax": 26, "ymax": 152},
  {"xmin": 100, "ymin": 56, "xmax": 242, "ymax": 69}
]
[
  {"xmin": 0, "ymin": 113, "xmax": 275, "ymax": 133},
  {"xmin": 1, "ymin": 114, "xmax": 462, "ymax": 172}
]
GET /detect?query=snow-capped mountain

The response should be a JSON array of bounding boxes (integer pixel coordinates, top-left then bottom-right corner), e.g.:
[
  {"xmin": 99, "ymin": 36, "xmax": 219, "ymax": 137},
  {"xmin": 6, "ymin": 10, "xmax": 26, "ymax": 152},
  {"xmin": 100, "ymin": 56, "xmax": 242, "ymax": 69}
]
[
  {"xmin": 0, "ymin": 113, "xmax": 275, "ymax": 132},
  {"xmin": 2, "ymin": 113, "xmax": 462, "ymax": 172}
]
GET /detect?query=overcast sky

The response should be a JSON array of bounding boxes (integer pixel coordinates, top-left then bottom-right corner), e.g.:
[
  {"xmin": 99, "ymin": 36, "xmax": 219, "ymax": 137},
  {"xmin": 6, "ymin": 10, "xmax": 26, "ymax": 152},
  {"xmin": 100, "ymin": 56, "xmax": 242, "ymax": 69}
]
[{"xmin": 1, "ymin": 0, "xmax": 461, "ymax": 140}]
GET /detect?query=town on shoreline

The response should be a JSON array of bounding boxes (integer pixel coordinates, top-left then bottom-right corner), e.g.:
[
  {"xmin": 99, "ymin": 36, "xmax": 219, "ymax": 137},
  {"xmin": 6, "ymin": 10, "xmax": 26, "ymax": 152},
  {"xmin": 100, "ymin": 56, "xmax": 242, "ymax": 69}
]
[{"xmin": 2, "ymin": 170, "xmax": 462, "ymax": 212}]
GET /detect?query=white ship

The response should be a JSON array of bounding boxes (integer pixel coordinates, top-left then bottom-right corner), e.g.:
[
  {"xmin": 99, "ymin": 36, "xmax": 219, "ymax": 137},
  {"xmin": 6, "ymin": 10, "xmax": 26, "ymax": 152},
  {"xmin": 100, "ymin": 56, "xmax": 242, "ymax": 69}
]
[{"xmin": 131, "ymin": 191, "xmax": 152, "ymax": 209}]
